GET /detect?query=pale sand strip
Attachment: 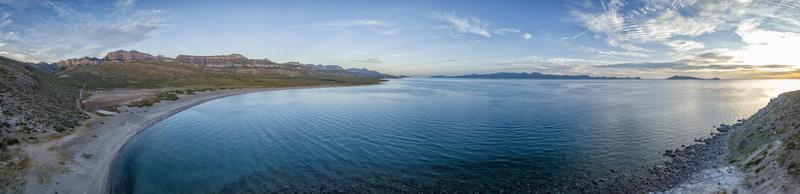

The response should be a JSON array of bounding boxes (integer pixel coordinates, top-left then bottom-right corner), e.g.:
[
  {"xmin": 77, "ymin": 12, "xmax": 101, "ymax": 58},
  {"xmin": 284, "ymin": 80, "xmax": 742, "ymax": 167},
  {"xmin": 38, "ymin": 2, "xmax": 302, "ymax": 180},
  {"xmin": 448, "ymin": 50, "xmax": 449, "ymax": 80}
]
[{"xmin": 21, "ymin": 86, "xmax": 330, "ymax": 194}]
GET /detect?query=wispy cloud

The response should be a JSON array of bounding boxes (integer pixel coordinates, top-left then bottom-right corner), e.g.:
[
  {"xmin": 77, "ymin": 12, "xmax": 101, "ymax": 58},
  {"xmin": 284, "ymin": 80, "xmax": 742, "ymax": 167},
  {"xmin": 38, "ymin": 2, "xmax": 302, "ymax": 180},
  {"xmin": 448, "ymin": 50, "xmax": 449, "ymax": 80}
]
[
  {"xmin": 0, "ymin": 0, "xmax": 169, "ymax": 62},
  {"xmin": 522, "ymin": 33, "xmax": 532, "ymax": 40},
  {"xmin": 663, "ymin": 40, "xmax": 705, "ymax": 52},
  {"xmin": 560, "ymin": 31, "xmax": 587, "ymax": 40},
  {"xmin": 429, "ymin": 10, "xmax": 492, "ymax": 37},
  {"xmin": 351, "ymin": 57, "xmax": 384, "ymax": 64},
  {"xmin": 292, "ymin": 19, "xmax": 402, "ymax": 35},
  {"xmin": 599, "ymin": 52, "xmax": 794, "ymax": 71},
  {"xmin": 429, "ymin": 11, "xmax": 533, "ymax": 40},
  {"xmin": 493, "ymin": 28, "xmax": 520, "ymax": 35},
  {"xmin": 570, "ymin": 0, "xmax": 800, "ymax": 74}
]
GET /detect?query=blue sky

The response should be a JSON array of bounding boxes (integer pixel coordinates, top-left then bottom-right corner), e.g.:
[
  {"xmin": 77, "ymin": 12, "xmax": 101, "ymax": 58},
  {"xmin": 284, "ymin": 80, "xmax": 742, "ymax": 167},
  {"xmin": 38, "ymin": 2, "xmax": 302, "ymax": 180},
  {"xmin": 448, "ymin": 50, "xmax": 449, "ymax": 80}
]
[{"xmin": 1, "ymin": 0, "xmax": 799, "ymax": 78}]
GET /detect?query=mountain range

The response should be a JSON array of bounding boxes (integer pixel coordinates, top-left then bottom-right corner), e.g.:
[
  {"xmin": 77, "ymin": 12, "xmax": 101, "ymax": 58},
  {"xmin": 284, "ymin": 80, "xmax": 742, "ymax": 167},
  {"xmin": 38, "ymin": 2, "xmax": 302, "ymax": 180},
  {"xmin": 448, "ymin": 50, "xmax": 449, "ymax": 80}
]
[
  {"xmin": 54, "ymin": 50, "xmax": 398, "ymax": 79},
  {"xmin": 666, "ymin": 75, "xmax": 721, "ymax": 80}
]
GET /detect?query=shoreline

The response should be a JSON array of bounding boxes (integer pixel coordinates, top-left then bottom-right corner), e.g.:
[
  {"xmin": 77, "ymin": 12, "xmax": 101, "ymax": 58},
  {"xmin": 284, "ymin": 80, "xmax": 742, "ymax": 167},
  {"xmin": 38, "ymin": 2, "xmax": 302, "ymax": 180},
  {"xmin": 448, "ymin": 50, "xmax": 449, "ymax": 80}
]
[{"xmin": 20, "ymin": 85, "xmax": 338, "ymax": 193}]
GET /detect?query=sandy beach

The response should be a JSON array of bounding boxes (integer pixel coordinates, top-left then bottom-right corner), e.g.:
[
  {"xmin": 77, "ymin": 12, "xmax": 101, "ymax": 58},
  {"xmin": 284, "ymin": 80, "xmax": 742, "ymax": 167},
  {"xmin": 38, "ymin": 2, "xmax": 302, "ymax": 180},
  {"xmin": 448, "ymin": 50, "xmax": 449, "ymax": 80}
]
[{"xmin": 19, "ymin": 87, "xmax": 323, "ymax": 193}]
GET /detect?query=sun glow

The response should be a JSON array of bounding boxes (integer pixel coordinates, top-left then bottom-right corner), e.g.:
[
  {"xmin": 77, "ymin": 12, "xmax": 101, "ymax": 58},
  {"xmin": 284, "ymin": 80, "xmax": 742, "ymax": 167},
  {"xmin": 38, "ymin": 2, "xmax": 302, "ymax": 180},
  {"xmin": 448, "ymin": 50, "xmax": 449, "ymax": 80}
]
[{"xmin": 732, "ymin": 21, "xmax": 800, "ymax": 69}]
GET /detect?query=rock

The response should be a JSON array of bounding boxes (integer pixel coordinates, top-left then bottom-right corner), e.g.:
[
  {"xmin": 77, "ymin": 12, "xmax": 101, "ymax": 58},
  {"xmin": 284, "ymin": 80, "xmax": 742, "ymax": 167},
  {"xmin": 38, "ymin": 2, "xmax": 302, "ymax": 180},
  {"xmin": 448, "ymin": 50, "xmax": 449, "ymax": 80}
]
[
  {"xmin": 104, "ymin": 50, "xmax": 157, "ymax": 61},
  {"xmin": 56, "ymin": 57, "xmax": 102, "ymax": 66},
  {"xmin": 176, "ymin": 54, "xmax": 250, "ymax": 65}
]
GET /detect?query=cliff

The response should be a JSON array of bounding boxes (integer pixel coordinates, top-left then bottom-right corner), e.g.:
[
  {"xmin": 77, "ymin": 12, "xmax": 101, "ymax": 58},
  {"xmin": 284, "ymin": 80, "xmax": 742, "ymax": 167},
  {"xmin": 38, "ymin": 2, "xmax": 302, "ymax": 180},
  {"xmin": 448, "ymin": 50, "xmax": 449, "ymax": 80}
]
[
  {"xmin": 52, "ymin": 50, "xmax": 397, "ymax": 79},
  {"xmin": 104, "ymin": 50, "xmax": 157, "ymax": 61},
  {"xmin": 56, "ymin": 57, "xmax": 102, "ymax": 66},
  {"xmin": 175, "ymin": 54, "xmax": 250, "ymax": 65},
  {"xmin": 728, "ymin": 90, "xmax": 800, "ymax": 193}
]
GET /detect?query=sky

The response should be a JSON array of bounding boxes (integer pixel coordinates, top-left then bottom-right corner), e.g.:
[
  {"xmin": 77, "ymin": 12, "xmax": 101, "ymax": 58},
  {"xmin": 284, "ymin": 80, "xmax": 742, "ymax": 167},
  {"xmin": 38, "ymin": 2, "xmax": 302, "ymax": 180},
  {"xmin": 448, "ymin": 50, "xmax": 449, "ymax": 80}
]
[{"xmin": 1, "ymin": 0, "xmax": 799, "ymax": 79}]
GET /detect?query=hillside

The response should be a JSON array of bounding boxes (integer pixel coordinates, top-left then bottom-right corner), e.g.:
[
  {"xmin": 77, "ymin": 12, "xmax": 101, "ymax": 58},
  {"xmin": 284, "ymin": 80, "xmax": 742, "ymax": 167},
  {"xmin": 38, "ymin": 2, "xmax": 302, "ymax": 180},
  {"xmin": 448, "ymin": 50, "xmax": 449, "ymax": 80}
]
[
  {"xmin": 666, "ymin": 75, "xmax": 720, "ymax": 80},
  {"xmin": 55, "ymin": 50, "xmax": 395, "ymax": 89},
  {"xmin": 728, "ymin": 90, "xmax": 800, "ymax": 193},
  {"xmin": 60, "ymin": 60, "xmax": 384, "ymax": 89},
  {"xmin": 0, "ymin": 56, "xmax": 88, "ymax": 140},
  {"xmin": 0, "ymin": 56, "xmax": 89, "ymax": 190}
]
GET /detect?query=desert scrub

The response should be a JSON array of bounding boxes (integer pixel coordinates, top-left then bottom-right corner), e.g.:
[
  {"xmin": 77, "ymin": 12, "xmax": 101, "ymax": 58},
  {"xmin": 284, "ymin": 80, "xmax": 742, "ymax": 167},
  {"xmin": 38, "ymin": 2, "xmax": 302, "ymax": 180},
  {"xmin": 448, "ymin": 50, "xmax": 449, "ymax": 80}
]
[
  {"xmin": 786, "ymin": 132, "xmax": 800, "ymax": 150},
  {"xmin": 127, "ymin": 91, "xmax": 180, "ymax": 107},
  {"xmin": 4, "ymin": 138, "xmax": 19, "ymax": 146},
  {"xmin": 746, "ymin": 149, "xmax": 768, "ymax": 169},
  {"xmin": 789, "ymin": 161, "xmax": 800, "ymax": 176}
]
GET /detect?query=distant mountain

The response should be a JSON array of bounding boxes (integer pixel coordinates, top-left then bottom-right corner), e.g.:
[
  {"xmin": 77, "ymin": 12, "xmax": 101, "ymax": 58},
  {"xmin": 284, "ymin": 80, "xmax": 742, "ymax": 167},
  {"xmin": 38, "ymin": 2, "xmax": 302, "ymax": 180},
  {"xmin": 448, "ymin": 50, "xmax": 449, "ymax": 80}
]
[
  {"xmin": 54, "ymin": 50, "xmax": 398, "ymax": 79},
  {"xmin": 27, "ymin": 62, "xmax": 61, "ymax": 74},
  {"xmin": 176, "ymin": 54, "xmax": 250, "ymax": 65},
  {"xmin": 104, "ymin": 50, "xmax": 163, "ymax": 61},
  {"xmin": 666, "ymin": 75, "xmax": 720, "ymax": 80},
  {"xmin": 431, "ymin": 72, "xmax": 640, "ymax": 79}
]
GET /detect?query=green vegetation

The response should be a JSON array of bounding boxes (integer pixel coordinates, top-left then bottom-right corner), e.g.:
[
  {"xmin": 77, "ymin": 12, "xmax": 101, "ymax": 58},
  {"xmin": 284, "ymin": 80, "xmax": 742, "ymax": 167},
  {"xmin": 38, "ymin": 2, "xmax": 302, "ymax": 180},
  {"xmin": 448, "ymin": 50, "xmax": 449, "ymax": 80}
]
[
  {"xmin": 127, "ymin": 91, "xmax": 181, "ymax": 107},
  {"xmin": 789, "ymin": 161, "xmax": 800, "ymax": 176},
  {"xmin": 1, "ymin": 56, "xmax": 88, "ymax": 137},
  {"xmin": 786, "ymin": 131, "xmax": 800, "ymax": 150},
  {"xmin": 745, "ymin": 149, "xmax": 768, "ymax": 169},
  {"xmin": 61, "ymin": 62, "xmax": 382, "ymax": 90}
]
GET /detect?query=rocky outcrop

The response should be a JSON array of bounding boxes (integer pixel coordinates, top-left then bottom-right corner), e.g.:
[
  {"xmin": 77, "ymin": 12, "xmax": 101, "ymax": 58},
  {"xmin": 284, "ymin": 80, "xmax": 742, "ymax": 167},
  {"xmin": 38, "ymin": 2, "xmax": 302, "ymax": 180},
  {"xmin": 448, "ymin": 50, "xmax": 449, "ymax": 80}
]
[
  {"xmin": 175, "ymin": 54, "xmax": 250, "ymax": 65},
  {"xmin": 53, "ymin": 50, "xmax": 397, "ymax": 78},
  {"xmin": 56, "ymin": 57, "xmax": 102, "ymax": 66},
  {"xmin": 104, "ymin": 50, "xmax": 157, "ymax": 62},
  {"xmin": 728, "ymin": 90, "xmax": 800, "ymax": 193}
]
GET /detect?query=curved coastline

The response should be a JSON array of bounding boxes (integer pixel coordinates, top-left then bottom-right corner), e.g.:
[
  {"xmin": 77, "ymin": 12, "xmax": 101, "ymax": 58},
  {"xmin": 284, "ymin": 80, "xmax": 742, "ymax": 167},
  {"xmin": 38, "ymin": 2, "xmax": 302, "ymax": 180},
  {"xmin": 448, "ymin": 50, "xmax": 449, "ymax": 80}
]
[{"xmin": 20, "ymin": 86, "xmax": 337, "ymax": 194}]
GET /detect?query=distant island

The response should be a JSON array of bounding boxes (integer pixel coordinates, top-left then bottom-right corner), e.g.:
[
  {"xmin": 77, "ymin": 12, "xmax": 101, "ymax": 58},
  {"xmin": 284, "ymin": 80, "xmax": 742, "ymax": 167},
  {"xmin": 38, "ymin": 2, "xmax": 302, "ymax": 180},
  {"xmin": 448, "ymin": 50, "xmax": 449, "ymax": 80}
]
[
  {"xmin": 666, "ymin": 75, "xmax": 721, "ymax": 80},
  {"xmin": 430, "ymin": 72, "xmax": 640, "ymax": 79}
]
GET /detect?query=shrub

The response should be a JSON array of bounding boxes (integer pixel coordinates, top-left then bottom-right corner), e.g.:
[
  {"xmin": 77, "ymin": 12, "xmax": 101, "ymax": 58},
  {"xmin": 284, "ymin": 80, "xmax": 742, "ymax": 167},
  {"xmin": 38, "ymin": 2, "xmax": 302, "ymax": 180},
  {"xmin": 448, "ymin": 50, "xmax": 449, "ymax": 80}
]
[
  {"xmin": 158, "ymin": 92, "xmax": 178, "ymax": 101},
  {"xmin": 789, "ymin": 161, "xmax": 800, "ymax": 176},
  {"xmin": 0, "ymin": 122, "xmax": 10, "ymax": 128},
  {"xmin": 5, "ymin": 138, "xmax": 19, "ymax": 145},
  {"xmin": 55, "ymin": 126, "xmax": 67, "ymax": 133},
  {"xmin": 22, "ymin": 126, "xmax": 33, "ymax": 133}
]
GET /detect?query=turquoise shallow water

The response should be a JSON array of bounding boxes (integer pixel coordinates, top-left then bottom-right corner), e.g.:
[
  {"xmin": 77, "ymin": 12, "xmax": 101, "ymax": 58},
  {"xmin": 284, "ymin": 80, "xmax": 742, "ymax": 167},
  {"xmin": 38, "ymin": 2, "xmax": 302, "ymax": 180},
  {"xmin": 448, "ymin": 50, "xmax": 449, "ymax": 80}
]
[{"xmin": 110, "ymin": 79, "xmax": 800, "ymax": 193}]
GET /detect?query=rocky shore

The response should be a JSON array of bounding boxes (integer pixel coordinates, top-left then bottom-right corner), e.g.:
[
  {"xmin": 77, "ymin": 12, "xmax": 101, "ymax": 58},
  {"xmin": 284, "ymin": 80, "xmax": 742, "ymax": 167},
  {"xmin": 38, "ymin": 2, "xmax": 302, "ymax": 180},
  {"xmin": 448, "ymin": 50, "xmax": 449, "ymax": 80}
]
[{"xmin": 564, "ymin": 123, "xmax": 744, "ymax": 193}]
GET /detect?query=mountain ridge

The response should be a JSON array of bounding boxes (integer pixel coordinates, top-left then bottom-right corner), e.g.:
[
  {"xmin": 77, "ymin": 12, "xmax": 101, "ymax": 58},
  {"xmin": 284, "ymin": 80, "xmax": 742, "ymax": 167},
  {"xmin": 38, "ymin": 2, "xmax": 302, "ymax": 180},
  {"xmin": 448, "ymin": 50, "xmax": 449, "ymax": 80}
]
[{"xmin": 55, "ymin": 50, "xmax": 398, "ymax": 79}]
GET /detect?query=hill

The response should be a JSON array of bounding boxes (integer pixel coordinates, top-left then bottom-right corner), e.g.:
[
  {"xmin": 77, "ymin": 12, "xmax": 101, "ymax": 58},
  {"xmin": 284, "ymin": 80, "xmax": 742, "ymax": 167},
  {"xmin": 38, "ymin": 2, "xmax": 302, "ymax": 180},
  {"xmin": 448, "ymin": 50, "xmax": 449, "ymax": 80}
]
[
  {"xmin": 1, "ymin": 56, "xmax": 89, "ymax": 189},
  {"xmin": 431, "ymin": 72, "xmax": 640, "ymax": 79},
  {"xmin": 666, "ymin": 75, "xmax": 720, "ymax": 80},
  {"xmin": 728, "ymin": 90, "xmax": 800, "ymax": 193},
  {"xmin": 0, "ymin": 56, "xmax": 88, "ymax": 139}
]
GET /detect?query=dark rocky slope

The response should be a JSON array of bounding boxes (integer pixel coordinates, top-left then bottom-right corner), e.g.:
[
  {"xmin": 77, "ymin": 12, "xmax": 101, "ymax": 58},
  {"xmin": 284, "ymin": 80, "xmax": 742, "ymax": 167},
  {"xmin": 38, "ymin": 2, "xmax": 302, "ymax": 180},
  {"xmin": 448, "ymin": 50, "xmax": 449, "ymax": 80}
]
[{"xmin": 727, "ymin": 90, "xmax": 800, "ymax": 193}]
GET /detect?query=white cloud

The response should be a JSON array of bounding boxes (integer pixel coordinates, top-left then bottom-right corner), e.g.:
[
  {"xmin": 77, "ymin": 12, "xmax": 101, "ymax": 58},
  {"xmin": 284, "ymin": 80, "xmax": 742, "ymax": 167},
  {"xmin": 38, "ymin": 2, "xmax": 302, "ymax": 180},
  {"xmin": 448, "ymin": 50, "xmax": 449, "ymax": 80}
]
[
  {"xmin": 292, "ymin": 19, "xmax": 401, "ymax": 35},
  {"xmin": 493, "ymin": 28, "xmax": 520, "ymax": 35},
  {"xmin": 577, "ymin": 46, "xmax": 649, "ymax": 57},
  {"xmin": 561, "ymin": 31, "xmax": 587, "ymax": 40},
  {"xmin": 729, "ymin": 18, "xmax": 800, "ymax": 66},
  {"xmin": 429, "ymin": 10, "xmax": 492, "ymax": 37},
  {"xmin": 664, "ymin": 40, "xmax": 705, "ymax": 52},
  {"xmin": 351, "ymin": 57, "xmax": 384, "ymax": 63},
  {"xmin": 522, "ymin": 33, "xmax": 532, "ymax": 40},
  {"xmin": 429, "ymin": 11, "xmax": 533, "ymax": 41},
  {"xmin": 571, "ymin": 0, "xmax": 800, "ymax": 71},
  {"xmin": 571, "ymin": 0, "xmax": 750, "ymax": 51},
  {"xmin": 0, "ymin": 0, "xmax": 169, "ymax": 62},
  {"xmin": 115, "ymin": 0, "xmax": 136, "ymax": 13}
]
